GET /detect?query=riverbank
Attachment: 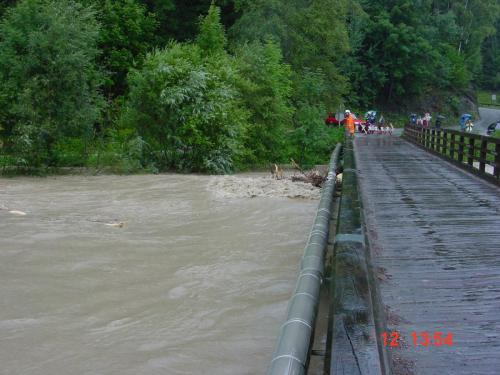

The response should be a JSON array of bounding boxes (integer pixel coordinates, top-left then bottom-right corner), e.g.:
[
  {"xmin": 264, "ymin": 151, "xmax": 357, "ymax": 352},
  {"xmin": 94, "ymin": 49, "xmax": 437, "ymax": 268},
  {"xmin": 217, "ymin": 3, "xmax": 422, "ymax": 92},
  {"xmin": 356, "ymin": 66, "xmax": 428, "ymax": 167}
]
[{"xmin": 1, "ymin": 166, "xmax": 324, "ymax": 200}]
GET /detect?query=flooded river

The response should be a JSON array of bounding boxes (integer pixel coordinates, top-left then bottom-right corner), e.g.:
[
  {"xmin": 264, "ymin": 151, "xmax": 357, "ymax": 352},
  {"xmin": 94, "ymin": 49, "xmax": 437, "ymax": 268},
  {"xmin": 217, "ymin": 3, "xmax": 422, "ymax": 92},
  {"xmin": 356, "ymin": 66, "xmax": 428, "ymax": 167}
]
[{"xmin": 0, "ymin": 174, "xmax": 318, "ymax": 375}]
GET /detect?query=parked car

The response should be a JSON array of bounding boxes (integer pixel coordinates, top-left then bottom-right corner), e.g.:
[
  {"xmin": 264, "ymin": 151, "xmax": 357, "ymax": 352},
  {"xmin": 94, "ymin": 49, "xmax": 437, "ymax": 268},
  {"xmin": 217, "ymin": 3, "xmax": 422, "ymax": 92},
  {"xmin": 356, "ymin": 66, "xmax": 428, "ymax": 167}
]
[
  {"xmin": 486, "ymin": 121, "xmax": 500, "ymax": 136},
  {"xmin": 325, "ymin": 112, "xmax": 340, "ymax": 126}
]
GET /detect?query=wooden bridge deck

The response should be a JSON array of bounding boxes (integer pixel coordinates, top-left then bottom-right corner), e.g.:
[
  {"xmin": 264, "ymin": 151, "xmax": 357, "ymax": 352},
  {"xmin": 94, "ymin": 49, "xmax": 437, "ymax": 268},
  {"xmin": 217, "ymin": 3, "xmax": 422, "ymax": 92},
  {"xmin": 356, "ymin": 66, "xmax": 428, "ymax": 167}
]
[{"xmin": 354, "ymin": 135, "xmax": 500, "ymax": 375}]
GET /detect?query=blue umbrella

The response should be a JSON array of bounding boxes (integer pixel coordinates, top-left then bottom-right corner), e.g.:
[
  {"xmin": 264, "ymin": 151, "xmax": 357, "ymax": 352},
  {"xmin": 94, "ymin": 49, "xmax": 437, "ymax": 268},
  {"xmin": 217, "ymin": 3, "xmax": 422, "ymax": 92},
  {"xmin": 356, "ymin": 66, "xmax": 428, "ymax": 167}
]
[
  {"xmin": 459, "ymin": 114, "xmax": 472, "ymax": 125},
  {"xmin": 365, "ymin": 110, "xmax": 377, "ymax": 119}
]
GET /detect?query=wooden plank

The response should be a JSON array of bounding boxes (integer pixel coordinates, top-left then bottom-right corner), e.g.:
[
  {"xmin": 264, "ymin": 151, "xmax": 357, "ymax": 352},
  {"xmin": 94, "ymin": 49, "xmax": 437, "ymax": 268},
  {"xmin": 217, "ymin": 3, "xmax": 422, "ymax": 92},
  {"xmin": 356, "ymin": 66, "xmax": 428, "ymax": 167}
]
[
  {"xmin": 442, "ymin": 131, "xmax": 448, "ymax": 156},
  {"xmin": 496, "ymin": 143, "xmax": 500, "ymax": 178},
  {"xmin": 354, "ymin": 135, "xmax": 500, "ymax": 375},
  {"xmin": 467, "ymin": 138, "xmax": 475, "ymax": 166},
  {"xmin": 450, "ymin": 134, "xmax": 456, "ymax": 159},
  {"xmin": 458, "ymin": 135, "xmax": 464, "ymax": 163}
]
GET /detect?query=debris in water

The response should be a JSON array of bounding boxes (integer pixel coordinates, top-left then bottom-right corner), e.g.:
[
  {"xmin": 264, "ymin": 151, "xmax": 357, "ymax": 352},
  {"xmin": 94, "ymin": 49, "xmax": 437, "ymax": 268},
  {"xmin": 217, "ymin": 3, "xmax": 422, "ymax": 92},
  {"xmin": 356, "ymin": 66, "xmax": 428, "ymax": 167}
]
[
  {"xmin": 9, "ymin": 210, "xmax": 27, "ymax": 216},
  {"xmin": 290, "ymin": 159, "xmax": 327, "ymax": 187},
  {"xmin": 105, "ymin": 222, "xmax": 125, "ymax": 228},
  {"xmin": 290, "ymin": 171, "xmax": 325, "ymax": 188},
  {"xmin": 208, "ymin": 174, "xmax": 321, "ymax": 200}
]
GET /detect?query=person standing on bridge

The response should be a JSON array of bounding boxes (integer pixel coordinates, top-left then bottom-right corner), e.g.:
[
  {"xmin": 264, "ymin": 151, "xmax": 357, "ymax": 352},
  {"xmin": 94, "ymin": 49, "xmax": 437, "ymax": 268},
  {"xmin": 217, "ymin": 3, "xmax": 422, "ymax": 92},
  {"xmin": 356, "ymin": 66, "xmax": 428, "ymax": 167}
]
[{"xmin": 344, "ymin": 110, "xmax": 355, "ymax": 138}]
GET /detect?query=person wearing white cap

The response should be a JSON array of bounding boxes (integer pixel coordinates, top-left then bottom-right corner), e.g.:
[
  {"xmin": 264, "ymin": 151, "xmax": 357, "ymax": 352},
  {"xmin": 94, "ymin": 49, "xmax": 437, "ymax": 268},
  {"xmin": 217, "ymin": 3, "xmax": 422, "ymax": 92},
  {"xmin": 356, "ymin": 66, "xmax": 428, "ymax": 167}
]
[{"xmin": 344, "ymin": 110, "xmax": 355, "ymax": 137}]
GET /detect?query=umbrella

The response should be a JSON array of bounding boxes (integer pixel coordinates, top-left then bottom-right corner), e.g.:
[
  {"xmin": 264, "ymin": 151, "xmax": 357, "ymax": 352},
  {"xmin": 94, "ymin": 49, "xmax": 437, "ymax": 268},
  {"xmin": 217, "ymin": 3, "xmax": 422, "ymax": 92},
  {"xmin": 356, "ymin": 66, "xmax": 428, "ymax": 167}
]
[
  {"xmin": 365, "ymin": 110, "xmax": 377, "ymax": 118},
  {"xmin": 459, "ymin": 113, "xmax": 472, "ymax": 125}
]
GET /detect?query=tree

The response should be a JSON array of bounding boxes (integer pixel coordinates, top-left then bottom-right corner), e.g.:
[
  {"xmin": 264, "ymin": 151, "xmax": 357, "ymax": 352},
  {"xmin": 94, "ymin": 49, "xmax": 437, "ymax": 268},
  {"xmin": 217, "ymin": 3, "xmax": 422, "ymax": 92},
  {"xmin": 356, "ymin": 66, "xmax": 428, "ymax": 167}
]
[
  {"xmin": 139, "ymin": 0, "xmax": 237, "ymax": 44},
  {"xmin": 480, "ymin": 17, "xmax": 500, "ymax": 90},
  {"xmin": 196, "ymin": 2, "xmax": 227, "ymax": 55},
  {"xmin": 231, "ymin": 0, "xmax": 347, "ymax": 164},
  {"xmin": 231, "ymin": 0, "xmax": 350, "ymax": 108},
  {"xmin": 122, "ymin": 42, "xmax": 248, "ymax": 173},
  {"xmin": 0, "ymin": 0, "xmax": 17, "ymax": 17},
  {"xmin": 289, "ymin": 69, "xmax": 342, "ymax": 166},
  {"xmin": 234, "ymin": 39, "xmax": 293, "ymax": 164},
  {"xmin": 80, "ymin": 0, "xmax": 157, "ymax": 98},
  {"xmin": 0, "ymin": 0, "xmax": 103, "ymax": 166},
  {"xmin": 339, "ymin": 0, "xmax": 499, "ymax": 107}
]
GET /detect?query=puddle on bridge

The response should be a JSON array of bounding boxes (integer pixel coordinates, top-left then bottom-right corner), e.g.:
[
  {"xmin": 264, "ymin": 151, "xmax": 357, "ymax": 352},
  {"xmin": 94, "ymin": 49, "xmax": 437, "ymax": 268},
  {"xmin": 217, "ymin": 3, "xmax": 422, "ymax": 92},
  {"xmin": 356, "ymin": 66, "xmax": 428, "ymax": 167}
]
[{"xmin": 0, "ymin": 174, "xmax": 318, "ymax": 374}]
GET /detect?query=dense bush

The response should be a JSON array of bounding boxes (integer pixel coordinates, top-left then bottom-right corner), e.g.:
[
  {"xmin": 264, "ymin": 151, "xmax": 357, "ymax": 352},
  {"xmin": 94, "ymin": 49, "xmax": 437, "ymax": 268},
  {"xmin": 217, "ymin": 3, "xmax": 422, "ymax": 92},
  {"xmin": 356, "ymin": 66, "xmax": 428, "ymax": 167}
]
[
  {"xmin": 80, "ymin": 0, "xmax": 157, "ymax": 98},
  {"xmin": 86, "ymin": 129, "xmax": 151, "ymax": 173},
  {"xmin": 121, "ymin": 42, "xmax": 248, "ymax": 173},
  {"xmin": 0, "ymin": 0, "xmax": 103, "ymax": 167},
  {"xmin": 234, "ymin": 39, "xmax": 293, "ymax": 165},
  {"xmin": 290, "ymin": 69, "xmax": 343, "ymax": 166}
]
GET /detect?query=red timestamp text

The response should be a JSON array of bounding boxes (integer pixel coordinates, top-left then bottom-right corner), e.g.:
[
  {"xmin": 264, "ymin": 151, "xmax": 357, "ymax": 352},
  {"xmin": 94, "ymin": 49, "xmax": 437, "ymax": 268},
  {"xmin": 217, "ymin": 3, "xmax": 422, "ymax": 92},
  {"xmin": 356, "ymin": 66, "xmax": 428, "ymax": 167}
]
[{"xmin": 381, "ymin": 331, "xmax": 453, "ymax": 348}]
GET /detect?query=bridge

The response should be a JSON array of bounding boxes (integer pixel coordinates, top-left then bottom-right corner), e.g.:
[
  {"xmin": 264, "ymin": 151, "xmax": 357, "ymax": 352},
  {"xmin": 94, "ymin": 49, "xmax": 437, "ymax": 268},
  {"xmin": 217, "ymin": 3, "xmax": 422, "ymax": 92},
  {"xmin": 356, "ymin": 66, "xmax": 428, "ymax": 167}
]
[{"xmin": 268, "ymin": 127, "xmax": 500, "ymax": 375}]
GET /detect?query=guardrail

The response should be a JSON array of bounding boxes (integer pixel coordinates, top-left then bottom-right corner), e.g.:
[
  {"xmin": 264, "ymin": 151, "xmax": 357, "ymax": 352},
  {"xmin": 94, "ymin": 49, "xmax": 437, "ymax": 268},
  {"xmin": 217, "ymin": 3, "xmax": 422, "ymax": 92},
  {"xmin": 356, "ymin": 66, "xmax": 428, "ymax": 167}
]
[
  {"xmin": 403, "ymin": 124, "xmax": 500, "ymax": 185},
  {"xmin": 268, "ymin": 143, "xmax": 342, "ymax": 375}
]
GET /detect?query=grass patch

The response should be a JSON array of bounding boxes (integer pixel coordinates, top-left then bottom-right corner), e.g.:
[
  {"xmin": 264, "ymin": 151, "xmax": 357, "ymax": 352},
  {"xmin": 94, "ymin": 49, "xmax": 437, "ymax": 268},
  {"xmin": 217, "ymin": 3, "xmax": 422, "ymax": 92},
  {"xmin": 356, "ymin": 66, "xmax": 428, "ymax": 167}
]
[{"xmin": 478, "ymin": 90, "xmax": 500, "ymax": 108}]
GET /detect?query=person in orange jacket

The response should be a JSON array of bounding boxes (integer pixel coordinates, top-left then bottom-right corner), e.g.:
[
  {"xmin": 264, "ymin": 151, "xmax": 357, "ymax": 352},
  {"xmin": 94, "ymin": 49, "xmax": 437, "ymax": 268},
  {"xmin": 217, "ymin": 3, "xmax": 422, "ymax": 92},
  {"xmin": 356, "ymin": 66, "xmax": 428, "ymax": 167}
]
[{"xmin": 344, "ymin": 110, "xmax": 355, "ymax": 137}]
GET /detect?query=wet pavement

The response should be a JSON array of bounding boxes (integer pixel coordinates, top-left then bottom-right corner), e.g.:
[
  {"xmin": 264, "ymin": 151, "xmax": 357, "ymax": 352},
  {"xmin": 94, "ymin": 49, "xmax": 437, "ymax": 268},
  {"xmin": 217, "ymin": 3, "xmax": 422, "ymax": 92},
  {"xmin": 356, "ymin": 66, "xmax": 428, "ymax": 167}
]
[{"xmin": 354, "ymin": 135, "xmax": 500, "ymax": 375}]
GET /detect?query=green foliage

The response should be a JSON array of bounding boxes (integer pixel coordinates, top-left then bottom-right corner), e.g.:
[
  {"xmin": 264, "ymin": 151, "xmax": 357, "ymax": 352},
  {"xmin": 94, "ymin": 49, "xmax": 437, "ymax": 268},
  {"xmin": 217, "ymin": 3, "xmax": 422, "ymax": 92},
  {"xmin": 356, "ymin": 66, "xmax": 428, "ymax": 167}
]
[
  {"xmin": 137, "ymin": 1, "xmax": 237, "ymax": 44},
  {"xmin": 231, "ymin": 0, "xmax": 350, "ymax": 165},
  {"xmin": 0, "ymin": 0, "xmax": 103, "ymax": 167},
  {"xmin": 289, "ymin": 69, "xmax": 343, "ymax": 166},
  {"xmin": 1, "ymin": 0, "xmax": 498, "ymax": 174},
  {"xmin": 196, "ymin": 2, "xmax": 227, "ymax": 55},
  {"xmin": 86, "ymin": 129, "xmax": 151, "ymax": 173},
  {"xmin": 231, "ymin": 0, "xmax": 349, "ymax": 109},
  {"xmin": 52, "ymin": 137, "xmax": 88, "ymax": 166},
  {"xmin": 478, "ymin": 90, "xmax": 500, "ymax": 107},
  {"xmin": 234, "ymin": 39, "xmax": 293, "ymax": 164},
  {"xmin": 80, "ymin": 0, "xmax": 157, "ymax": 97},
  {"xmin": 138, "ymin": 0, "xmax": 175, "ymax": 42},
  {"xmin": 480, "ymin": 18, "xmax": 500, "ymax": 90},
  {"xmin": 341, "ymin": 0, "xmax": 499, "ymax": 108},
  {"xmin": 0, "ymin": 0, "xmax": 16, "ymax": 16},
  {"xmin": 122, "ymin": 42, "xmax": 248, "ymax": 173}
]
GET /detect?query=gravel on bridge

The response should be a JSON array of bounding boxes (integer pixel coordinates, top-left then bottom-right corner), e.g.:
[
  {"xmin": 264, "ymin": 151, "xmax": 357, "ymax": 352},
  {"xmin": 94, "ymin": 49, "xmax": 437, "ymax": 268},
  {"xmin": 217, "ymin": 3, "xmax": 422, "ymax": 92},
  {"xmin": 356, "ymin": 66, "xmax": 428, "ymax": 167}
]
[{"xmin": 354, "ymin": 135, "xmax": 500, "ymax": 375}]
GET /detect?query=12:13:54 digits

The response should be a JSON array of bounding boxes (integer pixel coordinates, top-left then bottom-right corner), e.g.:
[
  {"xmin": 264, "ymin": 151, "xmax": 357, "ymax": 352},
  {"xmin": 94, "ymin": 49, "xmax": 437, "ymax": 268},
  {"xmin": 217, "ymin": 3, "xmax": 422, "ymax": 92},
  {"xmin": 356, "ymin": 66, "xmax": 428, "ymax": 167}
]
[{"xmin": 381, "ymin": 331, "xmax": 453, "ymax": 347}]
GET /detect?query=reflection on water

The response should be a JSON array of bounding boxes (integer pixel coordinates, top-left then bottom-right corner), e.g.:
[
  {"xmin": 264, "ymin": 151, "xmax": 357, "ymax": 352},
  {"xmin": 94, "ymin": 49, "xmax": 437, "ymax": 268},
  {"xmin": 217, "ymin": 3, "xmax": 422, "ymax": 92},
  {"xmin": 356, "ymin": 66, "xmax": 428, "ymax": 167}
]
[{"xmin": 0, "ymin": 174, "xmax": 317, "ymax": 375}]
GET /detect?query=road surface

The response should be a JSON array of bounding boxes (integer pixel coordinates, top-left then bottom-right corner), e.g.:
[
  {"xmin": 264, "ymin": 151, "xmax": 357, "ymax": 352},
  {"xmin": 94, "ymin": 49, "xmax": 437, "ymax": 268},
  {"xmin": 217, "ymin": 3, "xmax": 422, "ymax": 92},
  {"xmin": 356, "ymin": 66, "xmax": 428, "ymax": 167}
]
[{"xmin": 476, "ymin": 107, "xmax": 500, "ymax": 134}]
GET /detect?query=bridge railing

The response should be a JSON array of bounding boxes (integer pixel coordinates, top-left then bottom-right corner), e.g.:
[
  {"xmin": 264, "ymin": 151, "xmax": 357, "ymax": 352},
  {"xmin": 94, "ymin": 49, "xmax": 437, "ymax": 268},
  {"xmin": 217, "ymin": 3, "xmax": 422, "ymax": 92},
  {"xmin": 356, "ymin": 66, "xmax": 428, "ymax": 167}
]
[
  {"xmin": 267, "ymin": 143, "xmax": 342, "ymax": 375},
  {"xmin": 403, "ymin": 124, "xmax": 500, "ymax": 185}
]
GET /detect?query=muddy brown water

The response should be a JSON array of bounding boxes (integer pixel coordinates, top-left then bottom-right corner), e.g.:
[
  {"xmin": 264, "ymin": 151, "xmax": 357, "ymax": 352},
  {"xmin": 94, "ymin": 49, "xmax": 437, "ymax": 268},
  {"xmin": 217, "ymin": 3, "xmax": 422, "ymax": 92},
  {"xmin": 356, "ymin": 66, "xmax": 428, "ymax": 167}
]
[{"xmin": 0, "ymin": 174, "xmax": 318, "ymax": 375}]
